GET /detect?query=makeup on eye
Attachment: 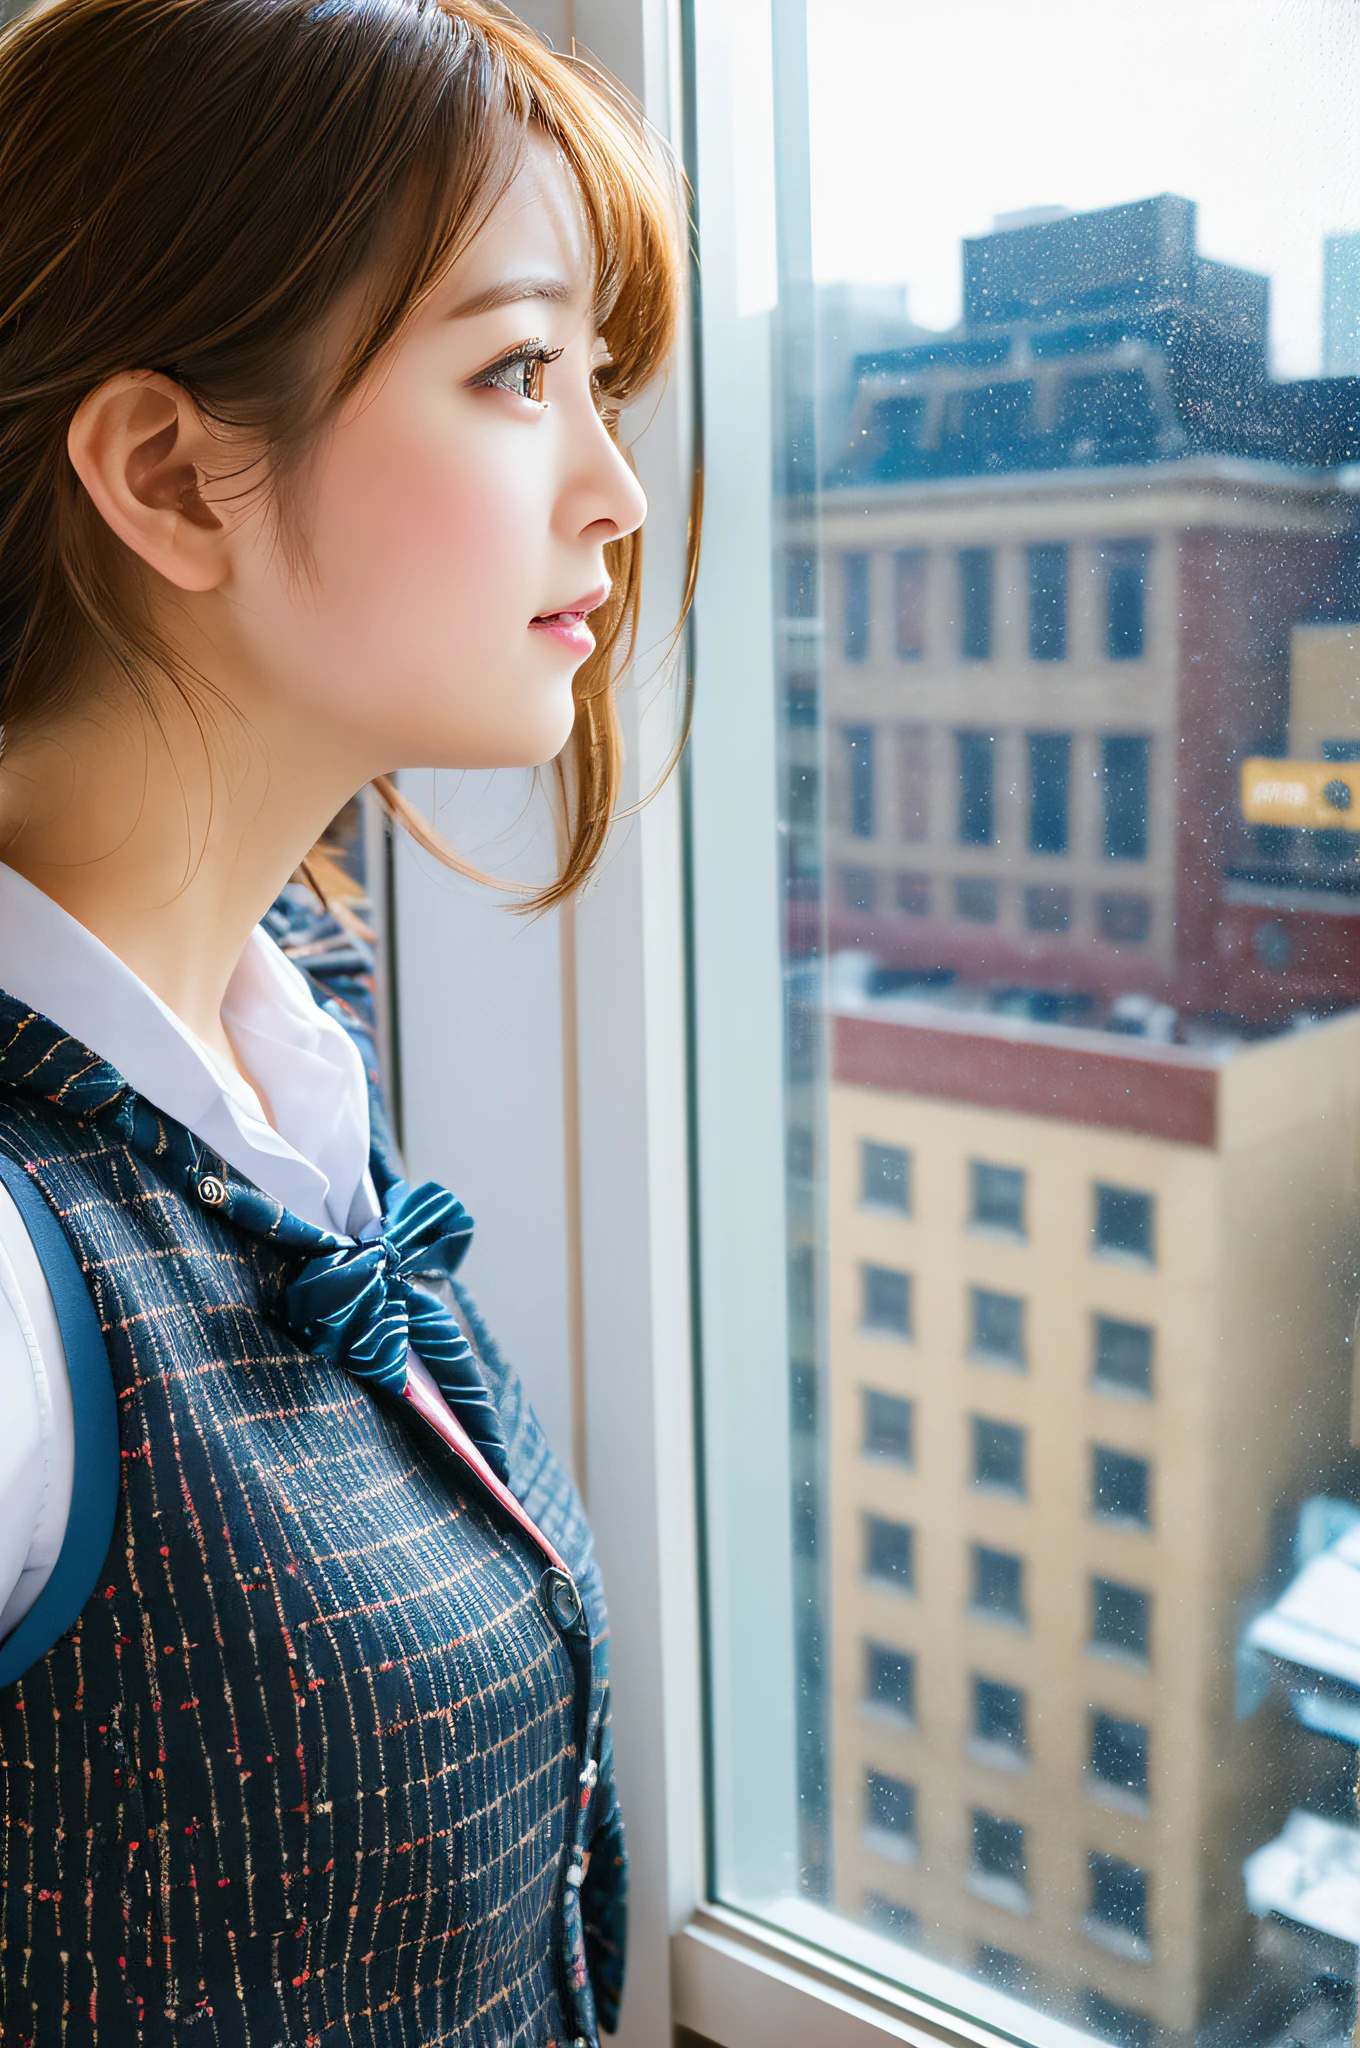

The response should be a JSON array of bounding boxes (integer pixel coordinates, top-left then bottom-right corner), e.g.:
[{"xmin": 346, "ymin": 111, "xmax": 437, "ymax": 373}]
[{"xmin": 468, "ymin": 337, "xmax": 564, "ymax": 404}]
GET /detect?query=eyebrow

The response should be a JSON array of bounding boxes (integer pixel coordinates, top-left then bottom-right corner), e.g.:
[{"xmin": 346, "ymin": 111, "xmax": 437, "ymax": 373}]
[{"xmin": 441, "ymin": 276, "xmax": 579, "ymax": 321}]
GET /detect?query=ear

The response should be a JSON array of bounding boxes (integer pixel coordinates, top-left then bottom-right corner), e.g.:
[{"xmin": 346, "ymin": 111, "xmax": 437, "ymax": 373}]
[{"xmin": 66, "ymin": 372, "xmax": 241, "ymax": 594}]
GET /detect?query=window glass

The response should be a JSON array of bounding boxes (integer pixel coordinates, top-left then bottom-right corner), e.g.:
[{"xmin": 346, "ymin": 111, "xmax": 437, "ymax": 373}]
[{"xmin": 690, "ymin": 1, "xmax": 1360, "ymax": 2041}]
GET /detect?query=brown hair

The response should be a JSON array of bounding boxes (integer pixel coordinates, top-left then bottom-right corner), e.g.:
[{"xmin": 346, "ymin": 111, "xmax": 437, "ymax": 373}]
[{"xmin": 0, "ymin": 0, "xmax": 692, "ymax": 909}]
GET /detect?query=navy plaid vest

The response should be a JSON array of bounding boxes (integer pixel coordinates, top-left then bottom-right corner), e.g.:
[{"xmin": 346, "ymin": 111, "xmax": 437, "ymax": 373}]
[{"xmin": 0, "ymin": 985, "xmax": 625, "ymax": 2046}]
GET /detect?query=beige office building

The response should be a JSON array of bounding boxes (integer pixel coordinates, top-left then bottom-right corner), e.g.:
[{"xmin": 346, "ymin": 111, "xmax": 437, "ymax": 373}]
[{"xmin": 823, "ymin": 1000, "xmax": 1360, "ymax": 2039}]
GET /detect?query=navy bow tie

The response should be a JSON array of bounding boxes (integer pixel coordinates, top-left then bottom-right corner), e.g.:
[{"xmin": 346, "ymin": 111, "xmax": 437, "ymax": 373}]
[{"xmin": 283, "ymin": 1179, "xmax": 509, "ymax": 1483}]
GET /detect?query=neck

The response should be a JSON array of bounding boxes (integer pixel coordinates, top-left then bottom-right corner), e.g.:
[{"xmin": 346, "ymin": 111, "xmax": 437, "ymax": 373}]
[{"xmin": 0, "ymin": 670, "xmax": 365, "ymax": 1066}]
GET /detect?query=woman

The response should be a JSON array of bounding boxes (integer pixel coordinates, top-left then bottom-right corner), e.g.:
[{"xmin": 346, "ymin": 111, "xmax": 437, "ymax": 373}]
[{"xmin": 0, "ymin": 0, "xmax": 685, "ymax": 2040}]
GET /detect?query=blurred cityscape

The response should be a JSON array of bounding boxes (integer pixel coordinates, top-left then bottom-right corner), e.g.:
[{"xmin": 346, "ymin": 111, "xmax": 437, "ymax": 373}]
[{"xmin": 781, "ymin": 197, "xmax": 1360, "ymax": 2046}]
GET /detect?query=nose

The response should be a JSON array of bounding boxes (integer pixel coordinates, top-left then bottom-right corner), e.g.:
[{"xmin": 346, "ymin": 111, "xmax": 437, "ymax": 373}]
[{"xmin": 558, "ymin": 398, "xmax": 648, "ymax": 548}]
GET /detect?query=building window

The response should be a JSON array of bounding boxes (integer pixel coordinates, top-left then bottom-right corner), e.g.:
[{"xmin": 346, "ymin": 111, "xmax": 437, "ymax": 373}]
[
  {"xmin": 1094, "ymin": 1183, "xmax": 1155, "ymax": 1262},
  {"xmin": 841, "ymin": 866, "xmax": 877, "ymax": 914},
  {"xmin": 1093, "ymin": 1316, "xmax": 1154, "ymax": 1397},
  {"xmin": 1091, "ymin": 1577, "xmax": 1150, "ymax": 1661},
  {"xmin": 844, "ymin": 724, "xmax": 875, "ymax": 838},
  {"xmin": 1087, "ymin": 1852, "xmax": 1150, "ymax": 1952},
  {"xmin": 955, "ymin": 877, "xmax": 998, "ymax": 922},
  {"xmin": 863, "ymin": 1389, "xmax": 914, "ymax": 1464},
  {"xmin": 787, "ymin": 1125, "xmax": 814, "ymax": 1182},
  {"xmin": 971, "ymin": 1545, "xmax": 1026, "ymax": 1625},
  {"xmin": 973, "ymin": 1676, "xmax": 1026, "ymax": 1755},
  {"xmin": 785, "ymin": 545, "xmax": 818, "ymax": 620},
  {"xmin": 1027, "ymin": 543, "xmax": 1068, "ymax": 660},
  {"xmin": 897, "ymin": 725, "xmax": 930, "ymax": 842},
  {"xmin": 863, "ymin": 1893, "xmax": 920, "ymax": 1944},
  {"xmin": 864, "ymin": 1515, "xmax": 915, "ymax": 1591},
  {"xmin": 1025, "ymin": 884, "xmax": 1071, "ymax": 933},
  {"xmin": 896, "ymin": 872, "xmax": 931, "ymax": 915},
  {"xmin": 864, "ymin": 1769, "xmax": 916, "ymax": 1858},
  {"xmin": 970, "ymin": 1160, "xmax": 1026, "ymax": 1236},
  {"xmin": 1090, "ymin": 1711, "xmax": 1150, "ymax": 1802},
  {"xmin": 1027, "ymin": 733, "xmax": 1071, "ymax": 854},
  {"xmin": 1092, "ymin": 1445, "xmax": 1151, "ymax": 1525},
  {"xmin": 861, "ymin": 1139, "xmax": 911, "ymax": 1212},
  {"xmin": 862, "ymin": 1262, "xmax": 912, "ymax": 1336},
  {"xmin": 1104, "ymin": 540, "xmax": 1149, "ymax": 661},
  {"xmin": 864, "ymin": 1641, "xmax": 915, "ymax": 1721},
  {"xmin": 894, "ymin": 548, "xmax": 927, "ymax": 659},
  {"xmin": 1101, "ymin": 734, "xmax": 1150, "ymax": 860},
  {"xmin": 785, "ymin": 762, "xmax": 818, "ymax": 830},
  {"xmin": 976, "ymin": 1946, "xmax": 1032, "ymax": 1993},
  {"xmin": 956, "ymin": 729, "xmax": 995, "ymax": 844},
  {"xmin": 959, "ymin": 547, "xmax": 994, "ymax": 660},
  {"xmin": 843, "ymin": 550, "xmax": 871, "ymax": 661},
  {"xmin": 970, "ymin": 1287, "xmax": 1026, "ymax": 1366},
  {"xmin": 1085, "ymin": 1992, "xmax": 1155, "ymax": 2048},
  {"xmin": 1099, "ymin": 891, "xmax": 1151, "ymax": 944},
  {"xmin": 970, "ymin": 1810, "xmax": 1027, "ymax": 1902},
  {"xmin": 972, "ymin": 1416, "xmax": 1026, "ymax": 1495},
  {"xmin": 785, "ymin": 674, "xmax": 818, "ymax": 727}
]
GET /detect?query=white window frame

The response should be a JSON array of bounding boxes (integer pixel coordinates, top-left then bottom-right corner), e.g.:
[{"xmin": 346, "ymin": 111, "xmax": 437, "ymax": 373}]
[{"xmin": 381, "ymin": 1, "xmax": 1043, "ymax": 2043}]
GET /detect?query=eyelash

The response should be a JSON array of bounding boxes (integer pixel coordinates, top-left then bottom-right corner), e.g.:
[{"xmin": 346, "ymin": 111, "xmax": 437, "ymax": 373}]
[{"xmin": 472, "ymin": 339, "xmax": 564, "ymax": 405}]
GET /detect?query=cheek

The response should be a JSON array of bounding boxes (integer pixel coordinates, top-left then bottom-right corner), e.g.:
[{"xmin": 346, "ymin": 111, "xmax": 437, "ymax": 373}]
[{"xmin": 303, "ymin": 402, "xmax": 540, "ymax": 675}]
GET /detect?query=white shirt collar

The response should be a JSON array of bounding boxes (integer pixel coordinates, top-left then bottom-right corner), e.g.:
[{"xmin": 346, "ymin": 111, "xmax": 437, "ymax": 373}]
[{"xmin": 0, "ymin": 861, "xmax": 380, "ymax": 1239}]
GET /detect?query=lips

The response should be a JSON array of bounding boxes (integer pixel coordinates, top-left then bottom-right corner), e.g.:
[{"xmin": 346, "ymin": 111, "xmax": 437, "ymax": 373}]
[{"xmin": 531, "ymin": 583, "xmax": 609, "ymax": 630}]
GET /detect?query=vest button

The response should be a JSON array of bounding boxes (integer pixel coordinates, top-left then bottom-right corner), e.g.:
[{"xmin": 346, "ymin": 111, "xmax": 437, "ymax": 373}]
[
  {"xmin": 539, "ymin": 1568, "xmax": 583, "ymax": 1633},
  {"xmin": 196, "ymin": 1175, "xmax": 228, "ymax": 1208}
]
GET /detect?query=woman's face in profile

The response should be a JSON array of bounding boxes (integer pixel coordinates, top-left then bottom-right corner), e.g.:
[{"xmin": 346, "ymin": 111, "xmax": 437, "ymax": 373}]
[{"xmin": 220, "ymin": 130, "xmax": 648, "ymax": 777}]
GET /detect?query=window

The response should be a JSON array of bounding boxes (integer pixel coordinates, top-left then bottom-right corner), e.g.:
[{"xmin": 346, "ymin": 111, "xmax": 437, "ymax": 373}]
[
  {"xmin": 1094, "ymin": 1183, "xmax": 1155, "ymax": 1261},
  {"xmin": 973, "ymin": 1676, "xmax": 1026, "ymax": 1754},
  {"xmin": 897, "ymin": 726, "xmax": 930, "ymax": 841},
  {"xmin": 685, "ymin": 4, "xmax": 1360, "ymax": 2042},
  {"xmin": 785, "ymin": 545, "xmax": 818, "ymax": 621},
  {"xmin": 955, "ymin": 730, "xmax": 995, "ymax": 844},
  {"xmin": 1092, "ymin": 1577, "xmax": 1150, "ymax": 1661},
  {"xmin": 1026, "ymin": 733, "xmax": 1070, "ymax": 854},
  {"xmin": 969, "ymin": 1287, "xmax": 1025, "ymax": 1366},
  {"xmin": 958, "ymin": 547, "xmax": 993, "ymax": 660},
  {"xmin": 863, "ymin": 1893, "xmax": 920, "ymax": 1943},
  {"xmin": 1086, "ymin": 1992, "xmax": 1156, "ymax": 2048},
  {"xmin": 864, "ymin": 1770, "xmax": 916, "ymax": 1858},
  {"xmin": 894, "ymin": 548, "xmax": 927, "ymax": 659},
  {"xmin": 787, "ymin": 1125, "xmax": 815, "ymax": 1182},
  {"xmin": 971, "ymin": 1545, "xmax": 1025, "ymax": 1624},
  {"xmin": 864, "ymin": 1515, "xmax": 915, "ymax": 1591},
  {"xmin": 1099, "ymin": 891, "xmax": 1151, "ymax": 942},
  {"xmin": 861, "ymin": 1139, "xmax": 910, "ymax": 1211},
  {"xmin": 1027, "ymin": 543, "xmax": 1068, "ymax": 660},
  {"xmin": 1087, "ymin": 1852, "xmax": 1150, "ymax": 1951},
  {"xmin": 954, "ymin": 877, "xmax": 997, "ymax": 922},
  {"xmin": 1024, "ymin": 884, "xmax": 1071, "ymax": 933},
  {"xmin": 1090, "ymin": 1711, "xmax": 1150, "ymax": 1802},
  {"xmin": 970, "ymin": 1161, "xmax": 1026, "ymax": 1235},
  {"xmin": 840, "ymin": 865, "xmax": 878, "ymax": 914},
  {"xmin": 862, "ymin": 1262, "xmax": 912, "ymax": 1335},
  {"xmin": 844, "ymin": 724, "xmax": 876, "ymax": 838},
  {"xmin": 1102, "ymin": 734, "xmax": 1150, "ymax": 859},
  {"xmin": 843, "ymin": 550, "xmax": 871, "ymax": 661},
  {"xmin": 972, "ymin": 1417, "xmax": 1026, "ymax": 1494},
  {"xmin": 863, "ymin": 1390, "xmax": 914, "ymax": 1464},
  {"xmin": 864, "ymin": 1642, "xmax": 915, "ymax": 1721},
  {"xmin": 970, "ymin": 1811, "xmax": 1027, "ymax": 1901},
  {"xmin": 1104, "ymin": 540, "xmax": 1149, "ymax": 660},
  {"xmin": 1092, "ymin": 1445, "xmax": 1151, "ymax": 1525},
  {"xmin": 1093, "ymin": 1316, "xmax": 1154, "ymax": 1396}
]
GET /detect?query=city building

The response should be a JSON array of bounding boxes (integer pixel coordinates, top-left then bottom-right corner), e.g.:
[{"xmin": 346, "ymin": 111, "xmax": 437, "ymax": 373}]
[
  {"xmin": 1325, "ymin": 233, "xmax": 1360, "ymax": 380},
  {"xmin": 789, "ymin": 193, "xmax": 1360, "ymax": 2045},
  {"xmin": 824, "ymin": 988, "xmax": 1360, "ymax": 2042}
]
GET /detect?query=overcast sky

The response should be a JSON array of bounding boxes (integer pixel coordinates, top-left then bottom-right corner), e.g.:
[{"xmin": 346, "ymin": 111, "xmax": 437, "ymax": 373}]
[{"xmin": 803, "ymin": 0, "xmax": 1360, "ymax": 379}]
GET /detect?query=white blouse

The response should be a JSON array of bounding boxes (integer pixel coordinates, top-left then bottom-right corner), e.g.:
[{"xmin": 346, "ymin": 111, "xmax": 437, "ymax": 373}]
[{"xmin": 0, "ymin": 861, "xmax": 382, "ymax": 1638}]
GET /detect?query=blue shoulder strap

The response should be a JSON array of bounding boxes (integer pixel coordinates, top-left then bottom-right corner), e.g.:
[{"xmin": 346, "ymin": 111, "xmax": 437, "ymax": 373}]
[{"xmin": 0, "ymin": 1155, "xmax": 119, "ymax": 1688}]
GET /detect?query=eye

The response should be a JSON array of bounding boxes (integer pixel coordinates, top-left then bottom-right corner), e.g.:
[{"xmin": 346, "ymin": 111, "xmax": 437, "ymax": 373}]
[
  {"xmin": 591, "ymin": 353, "xmax": 621, "ymax": 427},
  {"xmin": 471, "ymin": 339, "xmax": 564, "ymax": 405}
]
